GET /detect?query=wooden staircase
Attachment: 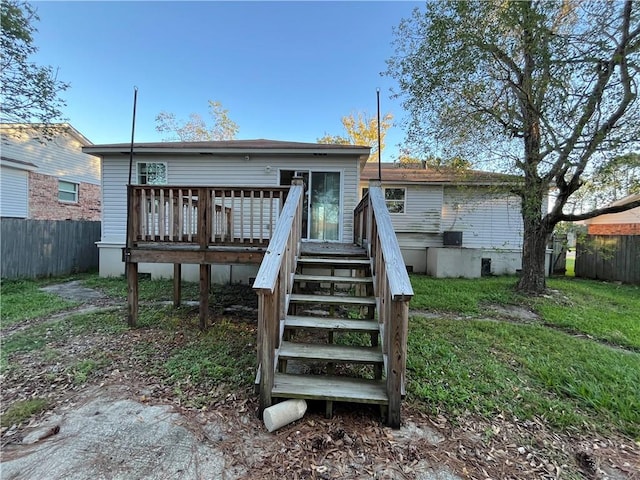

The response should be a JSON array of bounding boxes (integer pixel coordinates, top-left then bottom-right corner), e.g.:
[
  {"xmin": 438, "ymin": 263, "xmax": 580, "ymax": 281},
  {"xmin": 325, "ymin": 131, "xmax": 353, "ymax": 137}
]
[
  {"xmin": 272, "ymin": 245, "xmax": 389, "ymax": 418},
  {"xmin": 253, "ymin": 180, "xmax": 412, "ymax": 428}
]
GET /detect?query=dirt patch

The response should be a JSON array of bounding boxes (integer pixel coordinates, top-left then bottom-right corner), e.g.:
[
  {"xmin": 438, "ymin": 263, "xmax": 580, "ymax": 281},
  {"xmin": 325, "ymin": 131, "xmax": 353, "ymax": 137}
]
[
  {"xmin": 486, "ymin": 304, "xmax": 540, "ymax": 322},
  {"xmin": 2, "ymin": 281, "xmax": 639, "ymax": 479},
  {"xmin": 40, "ymin": 280, "xmax": 108, "ymax": 303}
]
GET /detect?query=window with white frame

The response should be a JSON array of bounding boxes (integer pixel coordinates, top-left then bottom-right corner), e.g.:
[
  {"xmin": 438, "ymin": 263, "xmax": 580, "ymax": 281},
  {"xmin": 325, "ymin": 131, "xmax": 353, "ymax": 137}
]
[
  {"xmin": 137, "ymin": 162, "xmax": 167, "ymax": 185},
  {"xmin": 58, "ymin": 180, "xmax": 78, "ymax": 202},
  {"xmin": 384, "ymin": 187, "xmax": 405, "ymax": 213}
]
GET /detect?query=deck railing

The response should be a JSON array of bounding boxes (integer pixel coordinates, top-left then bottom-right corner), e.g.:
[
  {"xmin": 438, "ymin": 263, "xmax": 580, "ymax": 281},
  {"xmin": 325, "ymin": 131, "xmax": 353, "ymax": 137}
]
[
  {"xmin": 127, "ymin": 185, "xmax": 290, "ymax": 248},
  {"xmin": 252, "ymin": 178, "xmax": 305, "ymax": 413},
  {"xmin": 354, "ymin": 182, "xmax": 414, "ymax": 428}
]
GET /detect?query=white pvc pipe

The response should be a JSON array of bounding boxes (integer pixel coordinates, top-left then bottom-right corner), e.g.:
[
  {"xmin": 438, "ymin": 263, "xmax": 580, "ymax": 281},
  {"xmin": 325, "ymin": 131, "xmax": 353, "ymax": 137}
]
[{"xmin": 263, "ymin": 399, "xmax": 307, "ymax": 432}]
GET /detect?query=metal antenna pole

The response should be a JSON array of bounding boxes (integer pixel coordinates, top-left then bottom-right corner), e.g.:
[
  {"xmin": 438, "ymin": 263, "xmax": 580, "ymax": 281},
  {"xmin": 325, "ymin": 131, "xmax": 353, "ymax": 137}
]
[
  {"xmin": 128, "ymin": 86, "xmax": 138, "ymax": 185},
  {"xmin": 125, "ymin": 86, "xmax": 138, "ymax": 276},
  {"xmin": 376, "ymin": 88, "xmax": 382, "ymax": 181}
]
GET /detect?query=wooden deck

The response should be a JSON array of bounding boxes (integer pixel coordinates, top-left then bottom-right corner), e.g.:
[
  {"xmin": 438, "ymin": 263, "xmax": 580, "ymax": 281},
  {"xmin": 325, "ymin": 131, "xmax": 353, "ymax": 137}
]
[{"xmin": 124, "ymin": 180, "xmax": 413, "ymax": 428}]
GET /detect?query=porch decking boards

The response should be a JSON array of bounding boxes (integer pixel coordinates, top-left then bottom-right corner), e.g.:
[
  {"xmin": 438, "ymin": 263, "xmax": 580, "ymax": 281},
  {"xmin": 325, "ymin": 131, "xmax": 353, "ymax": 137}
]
[
  {"xmin": 296, "ymin": 257, "xmax": 370, "ymax": 267},
  {"xmin": 300, "ymin": 242, "xmax": 367, "ymax": 257}
]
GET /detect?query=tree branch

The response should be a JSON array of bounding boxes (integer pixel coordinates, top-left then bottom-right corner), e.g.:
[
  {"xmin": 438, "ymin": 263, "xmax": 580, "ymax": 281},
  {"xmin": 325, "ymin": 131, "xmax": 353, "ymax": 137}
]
[{"xmin": 559, "ymin": 198, "xmax": 640, "ymax": 222}]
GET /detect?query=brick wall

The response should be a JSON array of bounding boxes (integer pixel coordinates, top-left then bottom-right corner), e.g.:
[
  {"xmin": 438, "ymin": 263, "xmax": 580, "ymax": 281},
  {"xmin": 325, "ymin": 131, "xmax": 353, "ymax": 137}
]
[
  {"xmin": 28, "ymin": 172, "xmax": 101, "ymax": 221},
  {"xmin": 588, "ymin": 223, "xmax": 640, "ymax": 235}
]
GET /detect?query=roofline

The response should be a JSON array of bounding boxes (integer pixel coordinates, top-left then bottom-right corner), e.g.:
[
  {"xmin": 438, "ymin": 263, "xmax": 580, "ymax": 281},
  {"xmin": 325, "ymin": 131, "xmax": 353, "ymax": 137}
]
[
  {"xmin": 362, "ymin": 178, "xmax": 521, "ymax": 187},
  {"xmin": 608, "ymin": 193, "xmax": 640, "ymax": 208},
  {"xmin": 0, "ymin": 122, "xmax": 94, "ymax": 146},
  {"xmin": 83, "ymin": 144, "xmax": 371, "ymax": 158}
]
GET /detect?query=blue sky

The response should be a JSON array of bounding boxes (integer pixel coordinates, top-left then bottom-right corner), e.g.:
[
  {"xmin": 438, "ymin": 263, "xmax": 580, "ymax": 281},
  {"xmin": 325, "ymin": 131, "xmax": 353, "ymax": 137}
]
[{"xmin": 31, "ymin": 1, "xmax": 423, "ymax": 160}]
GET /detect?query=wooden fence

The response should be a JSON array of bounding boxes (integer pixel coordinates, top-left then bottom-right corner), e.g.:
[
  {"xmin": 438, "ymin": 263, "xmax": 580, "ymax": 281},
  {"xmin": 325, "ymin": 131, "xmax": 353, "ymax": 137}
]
[
  {"xmin": 575, "ymin": 234, "xmax": 640, "ymax": 284},
  {"xmin": 1, "ymin": 218, "xmax": 100, "ymax": 279}
]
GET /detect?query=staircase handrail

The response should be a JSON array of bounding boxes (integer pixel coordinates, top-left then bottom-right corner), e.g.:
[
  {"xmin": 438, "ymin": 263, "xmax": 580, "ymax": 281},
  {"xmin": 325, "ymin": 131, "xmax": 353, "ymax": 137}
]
[
  {"xmin": 253, "ymin": 178, "xmax": 305, "ymax": 413},
  {"xmin": 354, "ymin": 181, "xmax": 413, "ymax": 428}
]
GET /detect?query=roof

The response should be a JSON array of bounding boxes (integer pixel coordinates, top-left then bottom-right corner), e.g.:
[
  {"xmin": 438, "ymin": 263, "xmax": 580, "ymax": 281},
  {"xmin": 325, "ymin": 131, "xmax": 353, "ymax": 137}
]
[
  {"xmin": 361, "ymin": 163, "xmax": 521, "ymax": 185},
  {"xmin": 0, "ymin": 123, "xmax": 93, "ymax": 146},
  {"xmin": 83, "ymin": 139, "xmax": 371, "ymax": 157},
  {"xmin": 608, "ymin": 193, "xmax": 640, "ymax": 208},
  {"xmin": 583, "ymin": 193, "xmax": 640, "ymax": 225}
]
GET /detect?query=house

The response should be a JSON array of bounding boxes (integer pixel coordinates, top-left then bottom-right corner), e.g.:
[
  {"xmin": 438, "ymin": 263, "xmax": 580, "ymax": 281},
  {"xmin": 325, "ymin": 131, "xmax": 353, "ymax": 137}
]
[
  {"xmin": 1, "ymin": 123, "xmax": 101, "ymax": 220},
  {"xmin": 83, "ymin": 139, "xmax": 413, "ymax": 427},
  {"xmin": 583, "ymin": 193, "xmax": 640, "ymax": 235},
  {"xmin": 82, "ymin": 139, "xmax": 370, "ymax": 282},
  {"xmin": 360, "ymin": 163, "xmax": 529, "ymax": 278}
]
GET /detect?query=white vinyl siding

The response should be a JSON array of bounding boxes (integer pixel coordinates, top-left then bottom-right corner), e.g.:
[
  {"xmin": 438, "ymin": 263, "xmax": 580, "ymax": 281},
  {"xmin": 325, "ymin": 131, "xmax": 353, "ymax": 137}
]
[
  {"xmin": 0, "ymin": 166, "xmax": 28, "ymax": 218},
  {"xmin": 101, "ymin": 156, "xmax": 129, "ymax": 242},
  {"xmin": 1, "ymin": 127, "xmax": 99, "ymax": 185},
  {"xmin": 385, "ymin": 185, "xmax": 442, "ymax": 234},
  {"xmin": 100, "ymin": 154, "xmax": 359, "ymax": 244},
  {"xmin": 442, "ymin": 187, "xmax": 523, "ymax": 249}
]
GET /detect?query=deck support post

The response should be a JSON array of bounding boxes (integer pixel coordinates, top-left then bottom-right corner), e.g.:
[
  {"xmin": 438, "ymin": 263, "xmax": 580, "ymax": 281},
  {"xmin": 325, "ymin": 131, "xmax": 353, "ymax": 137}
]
[
  {"xmin": 387, "ymin": 299, "xmax": 409, "ymax": 428},
  {"xmin": 199, "ymin": 264, "xmax": 210, "ymax": 330},
  {"xmin": 127, "ymin": 262, "xmax": 138, "ymax": 327},
  {"xmin": 173, "ymin": 264, "xmax": 182, "ymax": 307}
]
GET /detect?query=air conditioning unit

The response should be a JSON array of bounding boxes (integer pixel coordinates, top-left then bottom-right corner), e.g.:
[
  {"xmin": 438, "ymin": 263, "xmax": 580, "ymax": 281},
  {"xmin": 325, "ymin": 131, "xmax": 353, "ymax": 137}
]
[{"xmin": 443, "ymin": 231, "xmax": 463, "ymax": 246}]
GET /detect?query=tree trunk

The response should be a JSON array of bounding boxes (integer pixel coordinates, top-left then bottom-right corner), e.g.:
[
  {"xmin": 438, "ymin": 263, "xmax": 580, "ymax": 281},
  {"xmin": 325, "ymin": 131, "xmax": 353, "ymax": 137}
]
[{"xmin": 517, "ymin": 218, "xmax": 551, "ymax": 293}]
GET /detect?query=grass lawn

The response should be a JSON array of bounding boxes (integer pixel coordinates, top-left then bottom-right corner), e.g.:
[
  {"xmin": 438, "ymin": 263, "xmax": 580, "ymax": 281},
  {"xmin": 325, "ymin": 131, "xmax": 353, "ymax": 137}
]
[
  {"xmin": 408, "ymin": 274, "xmax": 640, "ymax": 440},
  {"xmin": 0, "ymin": 279, "xmax": 79, "ymax": 328},
  {"xmin": 2, "ymin": 273, "xmax": 638, "ymax": 442},
  {"xmin": 0, "ymin": 274, "xmax": 257, "ymax": 422}
]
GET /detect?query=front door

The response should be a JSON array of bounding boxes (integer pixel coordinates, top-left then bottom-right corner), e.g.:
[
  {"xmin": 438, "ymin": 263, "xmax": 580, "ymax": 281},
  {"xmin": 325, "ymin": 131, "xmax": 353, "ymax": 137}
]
[{"xmin": 280, "ymin": 170, "xmax": 341, "ymax": 241}]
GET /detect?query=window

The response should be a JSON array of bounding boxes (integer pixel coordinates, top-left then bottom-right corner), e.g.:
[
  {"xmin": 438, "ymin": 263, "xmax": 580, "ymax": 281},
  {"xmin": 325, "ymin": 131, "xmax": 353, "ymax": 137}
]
[
  {"xmin": 384, "ymin": 187, "xmax": 405, "ymax": 213},
  {"xmin": 137, "ymin": 162, "xmax": 167, "ymax": 185},
  {"xmin": 59, "ymin": 180, "xmax": 78, "ymax": 202}
]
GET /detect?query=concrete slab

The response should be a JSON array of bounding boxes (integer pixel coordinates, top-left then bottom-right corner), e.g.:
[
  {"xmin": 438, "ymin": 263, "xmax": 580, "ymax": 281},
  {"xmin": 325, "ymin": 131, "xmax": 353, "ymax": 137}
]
[{"xmin": 1, "ymin": 392, "xmax": 234, "ymax": 480}]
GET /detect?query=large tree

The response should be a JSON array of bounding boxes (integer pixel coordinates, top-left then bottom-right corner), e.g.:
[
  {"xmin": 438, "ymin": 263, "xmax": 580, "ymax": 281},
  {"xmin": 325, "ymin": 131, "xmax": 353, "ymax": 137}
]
[
  {"xmin": 155, "ymin": 100, "xmax": 239, "ymax": 141},
  {"xmin": 318, "ymin": 111, "xmax": 393, "ymax": 163},
  {"xmin": 1, "ymin": 0, "xmax": 69, "ymax": 132},
  {"xmin": 387, "ymin": 0, "xmax": 640, "ymax": 293}
]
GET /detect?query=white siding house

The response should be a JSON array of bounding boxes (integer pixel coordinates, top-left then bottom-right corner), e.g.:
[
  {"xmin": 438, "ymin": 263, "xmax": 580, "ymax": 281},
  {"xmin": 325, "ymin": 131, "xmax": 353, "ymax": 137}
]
[
  {"xmin": 0, "ymin": 124, "xmax": 101, "ymax": 220},
  {"xmin": 83, "ymin": 140, "xmax": 369, "ymax": 281},
  {"xmin": 361, "ymin": 164, "xmax": 527, "ymax": 277}
]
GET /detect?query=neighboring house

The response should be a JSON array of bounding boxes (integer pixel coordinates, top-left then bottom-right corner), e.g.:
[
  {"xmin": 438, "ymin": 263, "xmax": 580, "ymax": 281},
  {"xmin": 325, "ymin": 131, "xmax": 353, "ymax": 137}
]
[
  {"xmin": 360, "ymin": 163, "xmax": 531, "ymax": 277},
  {"xmin": 82, "ymin": 139, "xmax": 370, "ymax": 281},
  {"xmin": 1, "ymin": 123, "xmax": 101, "ymax": 220},
  {"xmin": 583, "ymin": 193, "xmax": 640, "ymax": 235}
]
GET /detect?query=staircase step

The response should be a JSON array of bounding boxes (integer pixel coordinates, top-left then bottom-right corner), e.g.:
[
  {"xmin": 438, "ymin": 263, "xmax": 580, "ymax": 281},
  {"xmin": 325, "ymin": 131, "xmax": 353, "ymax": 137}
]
[
  {"xmin": 272, "ymin": 373, "xmax": 388, "ymax": 404},
  {"xmin": 289, "ymin": 293, "xmax": 376, "ymax": 306},
  {"xmin": 294, "ymin": 274, "xmax": 372, "ymax": 284},
  {"xmin": 279, "ymin": 341, "xmax": 383, "ymax": 364},
  {"xmin": 297, "ymin": 257, "xmax": 370, "ymax": 267},
  {"xmin": 285, "ymin": 315, "xmax": 379, "ymax": 333}
]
